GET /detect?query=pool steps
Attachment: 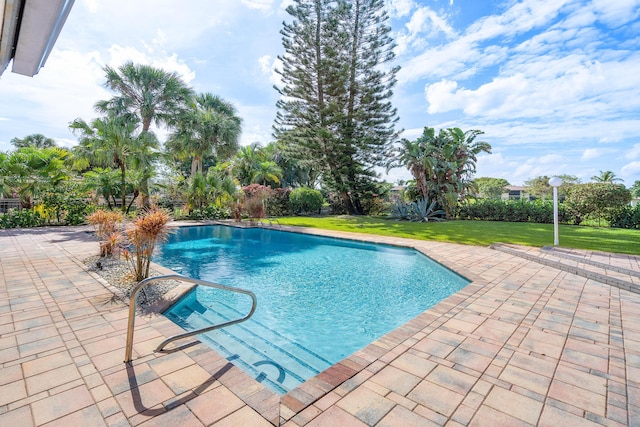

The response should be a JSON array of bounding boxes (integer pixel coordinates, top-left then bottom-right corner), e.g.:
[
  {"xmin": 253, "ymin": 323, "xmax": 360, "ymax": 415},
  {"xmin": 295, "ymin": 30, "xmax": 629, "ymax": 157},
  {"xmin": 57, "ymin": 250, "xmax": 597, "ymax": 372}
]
[{"xmin": 166, "ymin": 295, "xmax": 332, "ymax": 393}]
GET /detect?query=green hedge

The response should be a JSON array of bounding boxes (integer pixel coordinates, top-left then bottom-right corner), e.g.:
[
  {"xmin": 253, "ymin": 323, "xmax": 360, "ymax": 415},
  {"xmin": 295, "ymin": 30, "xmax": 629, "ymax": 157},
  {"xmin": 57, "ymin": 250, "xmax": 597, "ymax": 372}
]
[
  {"xmin": 457, "ymin": 199, "xmax": 570, "ymax": 224},
  {"xmin": 290, "ymin": 187, "xmax": 324, "ymax": 214},
  {"xmin": 0, "ymin": 209, "xmax": 45, "ymax": 229},
  {"xmin": 609, "ymin": 204, "xmax": 640, "ymax": 229}
]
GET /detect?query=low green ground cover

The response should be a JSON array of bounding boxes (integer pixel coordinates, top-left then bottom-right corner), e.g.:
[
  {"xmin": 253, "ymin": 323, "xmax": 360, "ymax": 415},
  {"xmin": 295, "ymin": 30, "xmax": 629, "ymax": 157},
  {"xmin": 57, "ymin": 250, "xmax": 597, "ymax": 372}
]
[{"xmin": 276, "ymin": 216, "xmax": 640, "ymax": 255}]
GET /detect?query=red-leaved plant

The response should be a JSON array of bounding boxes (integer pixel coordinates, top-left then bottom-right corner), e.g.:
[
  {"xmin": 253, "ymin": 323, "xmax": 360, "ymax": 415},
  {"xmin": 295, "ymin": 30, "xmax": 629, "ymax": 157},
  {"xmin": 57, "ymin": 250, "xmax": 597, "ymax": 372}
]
[{"xmin": 122, "ymin": 208, "xmax": 172, "ymax": 282}]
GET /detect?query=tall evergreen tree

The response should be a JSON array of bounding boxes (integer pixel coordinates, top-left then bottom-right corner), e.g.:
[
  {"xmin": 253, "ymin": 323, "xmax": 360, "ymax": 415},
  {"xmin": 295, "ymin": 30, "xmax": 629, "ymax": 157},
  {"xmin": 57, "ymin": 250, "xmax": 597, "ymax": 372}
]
[{"xmin": 274, "ymin": 0, "xmax": 399, "ymax": 214}]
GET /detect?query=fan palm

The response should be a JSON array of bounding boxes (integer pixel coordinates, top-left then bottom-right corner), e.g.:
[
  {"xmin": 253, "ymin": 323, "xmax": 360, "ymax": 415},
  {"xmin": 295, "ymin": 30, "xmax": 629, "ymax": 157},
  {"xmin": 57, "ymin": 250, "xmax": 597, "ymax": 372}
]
[
  {"xmin": 10, "ymin": 134, "xmax": 56, "ymax": 149},
  {"xmin": 82, "ymin": 168, "xmax": 121, "ymax": 209},
  {"xmin": 166, "ymin": 93, "xmax": 242, "ymax": 179},
  {"xmin": 1, "ymin": 147, "xmax": 70, "ymax": 208},
  {"xmin": 96, "ymin": 62, "xmax": 192, "ymax": 206},
  {"xmin": 97, "ymin": 61, "xmax": 193, "ymax": 133},
  {"xmin": 70, "ymin": 115, "xmax": 139, "ymax": 212}
]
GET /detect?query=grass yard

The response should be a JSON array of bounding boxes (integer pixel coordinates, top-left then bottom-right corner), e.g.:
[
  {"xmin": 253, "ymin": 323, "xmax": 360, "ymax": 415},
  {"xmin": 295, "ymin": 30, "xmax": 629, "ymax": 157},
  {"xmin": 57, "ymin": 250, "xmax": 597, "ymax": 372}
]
[{"xmin": 276, "ymin": 216, "xmax": 640, "ymax": 255}]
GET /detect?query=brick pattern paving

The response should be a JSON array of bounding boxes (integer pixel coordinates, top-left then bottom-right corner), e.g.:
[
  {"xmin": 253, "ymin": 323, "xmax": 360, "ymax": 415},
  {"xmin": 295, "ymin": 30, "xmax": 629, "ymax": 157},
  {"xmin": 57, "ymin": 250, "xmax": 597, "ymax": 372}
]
[{"xmin": 1, "ymin": 224, "xmax": 639, "ymax": 426}]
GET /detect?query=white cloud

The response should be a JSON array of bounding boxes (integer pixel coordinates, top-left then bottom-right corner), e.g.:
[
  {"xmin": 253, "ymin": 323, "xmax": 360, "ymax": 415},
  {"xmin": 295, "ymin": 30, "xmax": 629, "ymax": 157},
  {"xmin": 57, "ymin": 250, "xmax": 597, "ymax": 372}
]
[
  {"xmin": 539, "ymin": 153, "xmax": 563, "ymax": 164},
  {"xmin": 476, "ymin": 153, "xmax": 506, "ymax": 177},
  {"xmin": 511, "ymin": 154, "xmax": 568, "ymax": 183},
  {"xmin": 259, "ymin": 55, "xmax": 282, "ymax": 87},
  {"xmin": 83, "ymin": 0, "xmax": 99, "ymax": 13},
  {"xmin": 386, "ymin": 0, "xmax": 415, "ymax": 18},
  {"xmin": 394, "ymin": 5, "xmax": 455, "ymax": 56},
  {"xmin": 424, "ymin": 79, "xmax": 458, "ymax": 113},
  {"xmin": 406, "ymin": 6, "xmax": 455, "ymax": 38},
  {"xmin": 581, "ymin": 148, "xmax": 600, "ymax": 160},
  {"xmin": 591, "ymin": 0, "xmax": 640, "ymax": 27},
  {"xmin": 258, "ymin": 55, "xmax": 272, "ymax": 74},
  {"xmin": 627, "ymin": 144, "xmax": 640, "ymax": 160},
  {"xmin": 106, "ymin": 45, "xmax": 196, "ymax": 84},
  {"xmin": 0, "ymin": 48, "xmax": 108, "ymax": 148},
  {"xmin": 242, "ymin": 0, "xmax": 274, "ymax": 11},
  {"xmin": 621, "ymin": 161, "xmax": 640, "ymax": 177}
]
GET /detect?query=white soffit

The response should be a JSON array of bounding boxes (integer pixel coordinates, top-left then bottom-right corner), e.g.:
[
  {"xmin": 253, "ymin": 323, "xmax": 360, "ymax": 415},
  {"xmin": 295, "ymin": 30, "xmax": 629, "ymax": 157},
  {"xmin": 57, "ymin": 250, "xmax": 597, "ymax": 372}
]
[{"xmin": 11, "ymin": 0, "xmax": 75, "ymax": 76}]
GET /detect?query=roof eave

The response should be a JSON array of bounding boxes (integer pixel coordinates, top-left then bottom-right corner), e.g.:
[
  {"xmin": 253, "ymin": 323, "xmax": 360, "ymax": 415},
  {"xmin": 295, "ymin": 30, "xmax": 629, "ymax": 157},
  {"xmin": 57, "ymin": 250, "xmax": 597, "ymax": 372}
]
[
  {"xmin": 0, "ymin": 0, "xmax": 23, "ymax": 75},
  {"xmin": 11, "ymin": 0, "xmax": 75, "ymax": 76}
]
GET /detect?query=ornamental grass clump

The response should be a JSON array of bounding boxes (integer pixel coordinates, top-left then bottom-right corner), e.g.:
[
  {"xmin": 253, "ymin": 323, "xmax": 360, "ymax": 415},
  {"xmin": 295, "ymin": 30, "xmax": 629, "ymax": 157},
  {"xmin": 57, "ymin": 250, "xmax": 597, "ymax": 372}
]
[
  {"xmin": 87, "ymin": 210, "xmax": 125, "ymax": 256},
  {"xmin": 123, "ymin": 208, "xmax": 172, "ymax": 282}
]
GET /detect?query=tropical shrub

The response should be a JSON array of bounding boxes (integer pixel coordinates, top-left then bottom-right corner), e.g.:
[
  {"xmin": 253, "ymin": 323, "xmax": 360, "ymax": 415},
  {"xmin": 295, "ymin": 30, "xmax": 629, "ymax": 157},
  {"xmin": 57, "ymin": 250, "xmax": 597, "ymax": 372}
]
[
  {"xmin": 289, "ymin": 187, "xmax": 324, "ymax": 214},
  {"xmin": 242, "ymin": 184, "xmax": 269, "ymax": 220},
  {"xmin": 245, "ymin": 196, "xmax": 266, "ymax": 220},
  {"xmin": 564, "ymin": 183, "xmax": 631, "ymax": 225},
  {"xmin": 267, "ymin": 187, "xmax": 292, "ymax": 216},
  {"xmin": 40, "ymin": 184, "xmax": 91, "ymax": 225},
  {"xmin": 325, "ymin": 191, "xmax": 347, "ymax": 214},
  {"xmin": 361, "ymin": 196, "xmax": 387, "ymax": 216},
  {"xmin": 609, "ymin": 205, "xmax": 640, "ymax": 229},
  {"xmin": 87, "ymin": 210, "xmax": 125, "ymax": 256},
  {"xmin": 184, "ymin": 206, "xmax": 230, "ymax": 220},
  {"xmin": 123, "ymin": 208, "xmax": 172, "ymax": 281},
  {"xmin": 0, "ymin": 209, "xmax": 45, "ymax": 229}
]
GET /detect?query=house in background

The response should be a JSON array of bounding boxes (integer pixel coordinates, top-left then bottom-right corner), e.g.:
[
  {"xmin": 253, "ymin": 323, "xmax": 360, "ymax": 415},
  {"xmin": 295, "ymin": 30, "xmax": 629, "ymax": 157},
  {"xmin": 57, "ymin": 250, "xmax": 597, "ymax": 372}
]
[{"xmin": 501, "ymin": 185, "xmax": 533, "ymax": 201}]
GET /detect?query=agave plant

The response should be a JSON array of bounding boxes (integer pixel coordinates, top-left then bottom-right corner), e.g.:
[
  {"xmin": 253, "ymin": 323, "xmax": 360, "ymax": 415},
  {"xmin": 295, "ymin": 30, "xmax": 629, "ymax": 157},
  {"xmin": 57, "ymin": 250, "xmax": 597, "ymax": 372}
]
[
  {"xmin": 389, "ymin": 198, "xmax": 444, "ymax": 222},
  {"xmin": 388, "ymin": 200, "xmax": 412, "ymax": 220},
  {"xmin": 408, "ymin": 198, "xmax": 445, "ymax": 222}
]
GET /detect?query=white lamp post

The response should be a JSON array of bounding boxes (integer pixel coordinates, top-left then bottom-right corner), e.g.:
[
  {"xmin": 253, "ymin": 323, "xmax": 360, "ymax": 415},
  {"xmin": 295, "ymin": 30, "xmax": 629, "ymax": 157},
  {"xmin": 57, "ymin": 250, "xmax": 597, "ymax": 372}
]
[{"xmin": 548, "ymin": 177, "xmax": 563, "ymax": 246}]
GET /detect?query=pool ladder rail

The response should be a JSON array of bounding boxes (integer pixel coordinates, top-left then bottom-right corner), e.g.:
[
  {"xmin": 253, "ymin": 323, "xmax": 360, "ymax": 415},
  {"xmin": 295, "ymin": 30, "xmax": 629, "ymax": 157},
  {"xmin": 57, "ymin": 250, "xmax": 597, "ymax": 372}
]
[{"xmin": 124, "ymin": 274, "xmax": 257, "ymax": 363}]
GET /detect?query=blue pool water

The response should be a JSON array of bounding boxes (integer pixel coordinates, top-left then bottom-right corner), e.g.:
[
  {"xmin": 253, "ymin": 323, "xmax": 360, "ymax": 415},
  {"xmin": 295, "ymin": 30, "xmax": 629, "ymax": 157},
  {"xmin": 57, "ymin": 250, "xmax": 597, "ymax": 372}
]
[{"xmin": 157, "ymin": 225, "xmax": 469, "ymax": 393}]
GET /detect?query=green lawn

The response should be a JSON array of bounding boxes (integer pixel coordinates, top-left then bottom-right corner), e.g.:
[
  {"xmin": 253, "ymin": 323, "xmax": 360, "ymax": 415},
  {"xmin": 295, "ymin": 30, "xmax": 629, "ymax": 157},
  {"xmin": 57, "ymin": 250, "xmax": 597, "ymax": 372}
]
[{"xmin": 276, "ymin": 216, "xmax": 640, "ymax": 255}]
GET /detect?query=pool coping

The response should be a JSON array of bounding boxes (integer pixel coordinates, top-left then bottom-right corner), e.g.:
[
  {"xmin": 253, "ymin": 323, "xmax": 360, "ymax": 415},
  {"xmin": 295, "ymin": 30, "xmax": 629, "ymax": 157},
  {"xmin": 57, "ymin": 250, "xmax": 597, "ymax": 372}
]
[{"xmin": 150, "ymin": 221, "xmax": 486, "ymax": 424}]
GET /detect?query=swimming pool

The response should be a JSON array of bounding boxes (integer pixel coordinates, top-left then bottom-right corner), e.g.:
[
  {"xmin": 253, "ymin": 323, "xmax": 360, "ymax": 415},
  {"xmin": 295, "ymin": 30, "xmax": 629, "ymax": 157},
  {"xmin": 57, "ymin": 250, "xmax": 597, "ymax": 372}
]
[{"xmin": 156, "ymin": 225, "xmax": 469, "ymax": 393}]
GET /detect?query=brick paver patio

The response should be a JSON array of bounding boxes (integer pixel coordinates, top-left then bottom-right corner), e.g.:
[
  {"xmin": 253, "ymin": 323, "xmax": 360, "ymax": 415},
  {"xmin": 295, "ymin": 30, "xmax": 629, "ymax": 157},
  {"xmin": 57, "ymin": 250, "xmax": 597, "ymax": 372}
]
[{"xmin": 0, "ymin": 224, "xmax": 638, "ymax": 426}]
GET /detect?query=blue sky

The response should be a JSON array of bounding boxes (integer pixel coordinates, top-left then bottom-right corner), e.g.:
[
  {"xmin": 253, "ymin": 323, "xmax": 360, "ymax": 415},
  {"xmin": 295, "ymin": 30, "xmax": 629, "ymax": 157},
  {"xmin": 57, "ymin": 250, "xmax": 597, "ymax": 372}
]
[{"xmin": 0, "ymin": 0, "xmax": 639, "ymax": 185}]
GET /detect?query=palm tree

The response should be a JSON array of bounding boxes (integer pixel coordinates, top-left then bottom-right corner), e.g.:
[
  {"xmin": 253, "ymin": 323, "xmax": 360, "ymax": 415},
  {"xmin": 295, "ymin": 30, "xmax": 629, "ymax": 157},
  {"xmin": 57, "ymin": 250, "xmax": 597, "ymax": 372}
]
[
  {"xmin": 388, "ymin": 127, "xmax": 436, "ymax": 202},
  {"xmin": 96, "ymin": 61, "xmax": 192, "ymax": 206},
  {"xmin": 233, "ymin": 143, "xmax": 263, "ymax": 185},
  {"xmin": 592, "ymin": 170, "xmax": 623, "ymax": 183},
  {"xmin": 390, "ymin": 126, "xmax": 490, "ymax": 218},
  {"xmin": 265, "ymin": 141, "xmax": 319, "ymax": 188},
  {"xmin": 82, "ymin": 168, "xmax": 121, "ymax": 209},
  {"xmin": 252, "ymin": 161, "xmax": 282, "ymax": 186},
  {"xmin": 0, "ymin": 152, "xmax": 8, "ymax": 197},
  {"xmin": 206, "ymin": 168, "xmax": 239, "ymax": 206},
  {"xmin": 97, "ymin": 61, "xmax": 193, "ymax": 133},
  {"xmin": 446, "ymin": 127, "xmax": 491, "ymax": 198},
  {"xmin": 70, "ymin": 115, "xmax": 139, "ymax": 212},
  {"xmin": 166, "ymin": 93, "xmax": 242, "ymax": 179},
  {"xmin": 10, "ymin": 134, "xmax": 57, "ymax": 149},
  {"xmin": 1, "ymin": 147, "xmax": 70, "ymax": 208}
]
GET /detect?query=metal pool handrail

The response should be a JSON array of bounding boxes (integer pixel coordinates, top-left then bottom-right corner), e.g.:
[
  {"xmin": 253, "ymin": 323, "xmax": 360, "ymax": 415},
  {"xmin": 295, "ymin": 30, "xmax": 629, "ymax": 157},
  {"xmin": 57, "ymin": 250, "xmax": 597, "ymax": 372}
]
[{"xmin": 124, "ymin": 274, "xmax": 257, "ymax": 363}]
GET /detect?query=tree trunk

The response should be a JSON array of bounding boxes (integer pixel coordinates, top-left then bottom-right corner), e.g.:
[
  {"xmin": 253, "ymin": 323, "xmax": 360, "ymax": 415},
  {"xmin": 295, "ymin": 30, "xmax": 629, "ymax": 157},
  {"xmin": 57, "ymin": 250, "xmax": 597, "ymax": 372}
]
[{"xmin": 120, "ymin": 164, "xmax": 127, "ymax": 213}]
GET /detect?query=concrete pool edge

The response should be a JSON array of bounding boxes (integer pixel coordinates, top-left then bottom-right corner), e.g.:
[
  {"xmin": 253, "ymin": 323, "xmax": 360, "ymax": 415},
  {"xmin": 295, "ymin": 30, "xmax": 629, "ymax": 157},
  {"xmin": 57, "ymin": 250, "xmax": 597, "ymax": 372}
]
[{"xmin": 153, "ymin": 221, "xmax": 488, "ymax": 424}]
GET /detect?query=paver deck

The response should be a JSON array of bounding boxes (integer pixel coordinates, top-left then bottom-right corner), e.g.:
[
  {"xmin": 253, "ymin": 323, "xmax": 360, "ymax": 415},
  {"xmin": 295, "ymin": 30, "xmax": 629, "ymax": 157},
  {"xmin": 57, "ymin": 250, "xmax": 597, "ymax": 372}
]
[{"xmin": 0, "ymin": 224, "xmax": 639, "ymax": 426}]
